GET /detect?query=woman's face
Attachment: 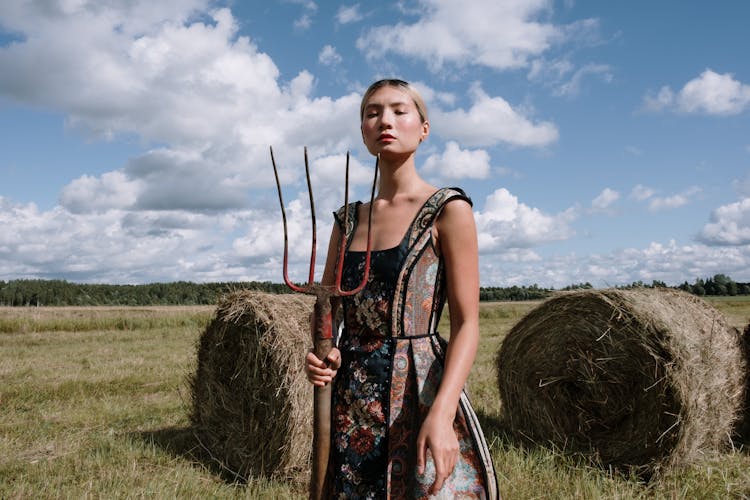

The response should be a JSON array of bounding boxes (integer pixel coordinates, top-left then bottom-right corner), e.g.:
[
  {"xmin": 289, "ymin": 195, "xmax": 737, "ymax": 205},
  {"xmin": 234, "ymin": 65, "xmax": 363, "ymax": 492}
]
[{"xmin": 361, "ymin": 85, "xmax": 429, "ymax": 158}]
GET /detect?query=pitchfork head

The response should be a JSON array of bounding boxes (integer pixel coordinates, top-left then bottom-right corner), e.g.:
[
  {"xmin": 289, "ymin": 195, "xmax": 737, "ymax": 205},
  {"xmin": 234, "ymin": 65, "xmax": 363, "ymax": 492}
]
[{"xmin": 270, "ymin": 146, "xmax": 378, "ymax": 297}]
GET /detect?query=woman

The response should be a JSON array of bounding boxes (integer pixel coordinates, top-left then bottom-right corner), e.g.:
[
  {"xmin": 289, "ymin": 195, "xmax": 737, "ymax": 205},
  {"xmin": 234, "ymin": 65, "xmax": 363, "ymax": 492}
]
[{"xmin": 306, "ymin": 79, "xmax": 499, "ymax": 499}]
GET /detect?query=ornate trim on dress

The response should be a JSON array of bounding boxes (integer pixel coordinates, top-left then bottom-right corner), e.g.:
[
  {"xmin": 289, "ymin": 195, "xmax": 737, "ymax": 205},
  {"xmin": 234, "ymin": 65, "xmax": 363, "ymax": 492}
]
[
  {"xmin": 391, "ymin": 187, "xmax": 472, "ymax": 338},
  {"xmin": 333, "ymin": 201, "xmax": 361, "ymax": 250},
  {"xmin": 408, "ymin": 187, "xmax": 472, "ymax": 248}
]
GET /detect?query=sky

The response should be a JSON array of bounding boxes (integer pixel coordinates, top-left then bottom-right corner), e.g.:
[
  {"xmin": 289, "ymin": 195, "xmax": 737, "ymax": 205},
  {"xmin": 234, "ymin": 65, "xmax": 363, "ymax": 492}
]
[{"xmin": 0, "ymin": 0, "xmax": 749, "ymax": 288}]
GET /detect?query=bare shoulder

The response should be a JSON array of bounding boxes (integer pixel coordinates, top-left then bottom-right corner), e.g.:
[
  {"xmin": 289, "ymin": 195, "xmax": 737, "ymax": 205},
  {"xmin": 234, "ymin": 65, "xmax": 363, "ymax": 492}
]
[
  {"xmin": 437, "ymin": 196, "xmax": 474, "ymax": 226},
  {"xmin": 433, "ymin": 197, "xmax": 476, "ymax": 250}
]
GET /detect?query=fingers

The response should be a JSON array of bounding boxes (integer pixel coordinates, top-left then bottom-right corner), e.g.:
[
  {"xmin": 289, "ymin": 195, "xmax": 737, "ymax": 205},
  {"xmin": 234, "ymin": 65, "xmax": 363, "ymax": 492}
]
[
  {"xmin": 429, "ymin": 452, "xmax": 457, "ymax": 495},
  {"xmin": 417, "ymin": 423, "xmax": 459, "ymax": 495},
  {"xmin": 416, "ymin": 434, "xmax": 426, "ymax": 475},
  {"xmin": 326, "ymin": 348, "xmax": 342, "ymax": 370},
  {"xmin": 304, "ymin": 348, "xmax": 340, "ymax": 386},
  {"xmin": 418, "ymin": 444, "xmax": 455, "ymax": 495},
  {"xmin": 430, "ymin": 473, "xmax": 446, "ymax": 496},
  {"xmin": 305, "ymin": 351, "xmax": 332, "ymax": 386}
]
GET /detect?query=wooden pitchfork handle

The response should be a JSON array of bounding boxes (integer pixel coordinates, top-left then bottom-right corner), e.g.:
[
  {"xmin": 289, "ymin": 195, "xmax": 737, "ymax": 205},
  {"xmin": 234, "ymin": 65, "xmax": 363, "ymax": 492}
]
[
  {"xmin": 270, "ymin": 146, "xmax": 377, "ymax": 500},
  {"xmin": 310, "ymin": 293, "xmax": 334, "ymax": 499}
]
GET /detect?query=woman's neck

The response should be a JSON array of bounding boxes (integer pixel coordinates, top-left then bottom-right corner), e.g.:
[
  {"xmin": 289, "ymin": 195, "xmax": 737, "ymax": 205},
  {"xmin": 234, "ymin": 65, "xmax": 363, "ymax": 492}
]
[{"xmin": 376, "ymin": 153, "xmax": 432, "ymax": 201}]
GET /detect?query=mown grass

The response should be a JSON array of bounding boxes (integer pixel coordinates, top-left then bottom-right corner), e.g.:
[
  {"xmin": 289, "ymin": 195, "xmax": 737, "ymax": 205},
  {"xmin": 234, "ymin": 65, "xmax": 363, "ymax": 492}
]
[
  {"xmin": 1, "ymin": 298, "xmax": 750, "ymax": 499},
  {"xmin": 704, "ymin": 296, "xmax": 750, "ymax": 330},
  {"xmin": 0, "ymin": 306, "xmax": 212, "ymax": 334}
]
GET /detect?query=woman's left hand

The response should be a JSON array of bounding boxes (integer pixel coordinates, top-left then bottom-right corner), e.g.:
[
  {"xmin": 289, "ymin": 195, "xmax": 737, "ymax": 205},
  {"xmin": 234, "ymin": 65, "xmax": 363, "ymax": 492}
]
[{"xmin": 416, "ymin": 409, "xmax": 459, "ymax": 495}]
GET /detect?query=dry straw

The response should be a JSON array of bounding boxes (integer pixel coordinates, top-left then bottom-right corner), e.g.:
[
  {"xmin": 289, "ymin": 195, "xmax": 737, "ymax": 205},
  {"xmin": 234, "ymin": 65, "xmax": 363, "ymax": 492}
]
[
  {"xmin": 190, "ymin": 290, "xmax": 314, "ymax": 484},
  {"xmin": 497, "ymin": 288, "xmax": 746, "ymax": 475}
]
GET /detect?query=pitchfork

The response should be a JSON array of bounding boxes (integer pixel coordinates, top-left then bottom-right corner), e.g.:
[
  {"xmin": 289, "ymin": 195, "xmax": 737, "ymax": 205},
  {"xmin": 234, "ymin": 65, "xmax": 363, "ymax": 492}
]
[{"xmin": 270, "ymin": 146, "xmax": 377, "ymax": 500}]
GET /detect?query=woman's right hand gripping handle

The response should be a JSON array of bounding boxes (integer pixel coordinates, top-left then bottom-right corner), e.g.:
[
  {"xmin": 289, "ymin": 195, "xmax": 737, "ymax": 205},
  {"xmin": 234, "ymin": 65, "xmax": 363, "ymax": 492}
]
[{"xmin": 305, "ymin": 347, "xmax": 342, "ymax": 386}]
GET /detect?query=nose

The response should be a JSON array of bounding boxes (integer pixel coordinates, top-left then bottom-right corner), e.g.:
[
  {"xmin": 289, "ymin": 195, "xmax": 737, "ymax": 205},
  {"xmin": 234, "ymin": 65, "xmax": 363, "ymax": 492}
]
[{"xmin": 379, "ymin": 109, "xmax": 394, "ymax": 129}]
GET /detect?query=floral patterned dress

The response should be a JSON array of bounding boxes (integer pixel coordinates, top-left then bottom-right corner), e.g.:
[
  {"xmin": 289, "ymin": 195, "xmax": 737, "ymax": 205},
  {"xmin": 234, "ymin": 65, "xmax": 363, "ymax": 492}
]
[{"xmin": 330, "ymin": 188, "xmax": 499, "ymax": 499}]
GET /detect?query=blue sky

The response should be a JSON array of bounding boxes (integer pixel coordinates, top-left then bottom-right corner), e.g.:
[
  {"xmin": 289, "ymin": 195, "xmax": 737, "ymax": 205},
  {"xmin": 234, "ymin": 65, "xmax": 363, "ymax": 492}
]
[{"xmin": 1, "ymin": 0, "xmax": 749, "ymax": 288}]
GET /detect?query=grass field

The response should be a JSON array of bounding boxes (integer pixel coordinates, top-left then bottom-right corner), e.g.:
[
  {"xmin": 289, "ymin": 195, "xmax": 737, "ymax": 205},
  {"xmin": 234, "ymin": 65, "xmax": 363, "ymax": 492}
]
[{"xmin": 1, "ymin": 296, "xmax": 750, "ymax": 498}]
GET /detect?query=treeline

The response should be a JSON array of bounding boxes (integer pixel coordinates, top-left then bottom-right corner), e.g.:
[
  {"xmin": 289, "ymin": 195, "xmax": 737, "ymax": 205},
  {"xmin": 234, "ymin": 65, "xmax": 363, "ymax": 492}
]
[
  {"xmin": 0, "ymin": 279, "xmax": 288, "ymax": 307},
  {"xmin": 4, "ymin": 279, "xmax": 554, "ymax": 305},
  {"xmin": 672, "ymin": 274, "xmax": 750, "ymax": 296},
  {"xmin": 558, "ymin": 275, "xmax": 750, "ymax": 297},
  {"xmin": 1, "ymin": 274, "xmax": 749, "ymax": 306},
  {"xmin": 479, "ymin": 284, "xmax": 550, "ymax": 301}
]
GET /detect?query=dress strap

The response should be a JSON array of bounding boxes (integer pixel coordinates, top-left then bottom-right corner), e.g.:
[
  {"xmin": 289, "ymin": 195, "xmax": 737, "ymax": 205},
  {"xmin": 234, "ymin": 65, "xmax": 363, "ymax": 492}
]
[
  {"xmin": 406, "ymin": 187, "xmax": 472, "ymax": 249},
  {"xmin": 333, "ymin": 201, "xmax": 361, "ymax": 250}
]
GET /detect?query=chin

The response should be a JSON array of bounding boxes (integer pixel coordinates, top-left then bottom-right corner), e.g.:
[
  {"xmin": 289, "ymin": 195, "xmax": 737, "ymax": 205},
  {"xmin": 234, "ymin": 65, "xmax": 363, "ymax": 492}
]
[{"xmin": 372, "ymin": 145, "xmax": 418, "ymax": 156}]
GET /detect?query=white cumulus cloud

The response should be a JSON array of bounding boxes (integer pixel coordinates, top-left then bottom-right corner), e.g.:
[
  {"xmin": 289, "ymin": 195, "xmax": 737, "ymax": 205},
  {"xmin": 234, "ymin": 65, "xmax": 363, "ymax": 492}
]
[
  {"xmin": 60, "ymin": 171, "xmax": 141, "ymax": 213},
  {"xmin": 0, "ymin": 197, "xmax": 258, "ymax": 283},
  {"xmin": 474, "ymin": 188, "xmax": 577, "ymax": 252},
  {"xmin": 642, "ymin": 69, "xmax": 750, "ymax": 115},
  {"xmin": 357, "ymin": 0, "xmax": 563, "ymax": 71},
  {"xmin": 698, "ymin": 198, "xmax": 750, "ymax": 246},
  {"xmin": 431, "ymin": 84, "xmax": 558, "ymax": 147},
  {"xmin": 421, "ymin": 141, "xmax": 492, "ymax": 180}
]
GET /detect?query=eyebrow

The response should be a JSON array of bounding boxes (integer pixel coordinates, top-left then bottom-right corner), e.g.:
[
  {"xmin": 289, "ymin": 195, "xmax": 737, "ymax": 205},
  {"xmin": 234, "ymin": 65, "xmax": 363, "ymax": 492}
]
[{"xmin": 364, "ymin": 101, "xmax": 410, "ymax": 109}]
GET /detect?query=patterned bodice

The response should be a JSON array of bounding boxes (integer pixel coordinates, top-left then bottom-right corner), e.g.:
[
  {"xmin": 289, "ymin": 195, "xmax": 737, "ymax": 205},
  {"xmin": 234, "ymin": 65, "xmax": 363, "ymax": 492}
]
[{"xmin": 334, "ymin": 188, "xmax": 471, "ymax": 345}]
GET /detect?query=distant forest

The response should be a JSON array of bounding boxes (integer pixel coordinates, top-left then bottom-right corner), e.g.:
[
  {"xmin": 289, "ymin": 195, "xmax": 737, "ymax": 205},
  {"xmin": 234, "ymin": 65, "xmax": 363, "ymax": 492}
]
[{"xmin": 0, "ymin": 274, "xmax": 748, "ymax": 306}]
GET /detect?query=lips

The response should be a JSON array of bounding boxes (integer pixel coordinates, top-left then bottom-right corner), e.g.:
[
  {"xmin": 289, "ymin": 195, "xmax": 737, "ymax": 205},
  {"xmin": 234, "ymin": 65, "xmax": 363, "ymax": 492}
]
[{"xmin": 377, "ymin": 134, "xmax": 396, "ymax": 142}]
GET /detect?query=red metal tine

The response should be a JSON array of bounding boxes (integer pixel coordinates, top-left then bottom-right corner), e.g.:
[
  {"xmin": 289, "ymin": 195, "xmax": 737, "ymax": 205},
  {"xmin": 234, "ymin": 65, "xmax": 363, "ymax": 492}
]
[
  {"xmin": 303, "ymin": 147, "xmax": 318, "ymax": 287},
  {"xmin": 269, "ymin": 145, "xmax": 317, "ymax": 293},
  {"xmin": 334, "ymin": 154, "xmax": 378, "ymax": 297},
  {"xmin": 271, "ymin": 146, "xmax": 378, "ymax": 297}
]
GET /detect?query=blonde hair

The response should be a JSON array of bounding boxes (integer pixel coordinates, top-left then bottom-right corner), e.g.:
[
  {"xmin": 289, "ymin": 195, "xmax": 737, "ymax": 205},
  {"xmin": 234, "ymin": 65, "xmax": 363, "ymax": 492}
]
[{"xmin": 359, "ymin": 79, "xmax": 428, "ymax": 123}]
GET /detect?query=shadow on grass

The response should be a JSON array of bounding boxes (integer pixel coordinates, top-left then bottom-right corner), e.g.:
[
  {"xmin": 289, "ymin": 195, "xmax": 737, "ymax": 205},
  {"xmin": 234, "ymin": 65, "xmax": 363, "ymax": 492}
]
[
  {"xmin": 474, "ymin": 409, "xmax": 653, "ymax": 483},
  {"xmin": 474, "ymin": 409, "xmax": 521, "ymax": 449},
  {"xmin": 732, "ymin": 420, "xmax": 750, "ymax": 452},
  {"xmin": 735, "ymin": 323, "xmax": 750, "ymax": 451},
  {"xmin": 134, "ymin": 426, "xmax": 250, "ymax": 484}
]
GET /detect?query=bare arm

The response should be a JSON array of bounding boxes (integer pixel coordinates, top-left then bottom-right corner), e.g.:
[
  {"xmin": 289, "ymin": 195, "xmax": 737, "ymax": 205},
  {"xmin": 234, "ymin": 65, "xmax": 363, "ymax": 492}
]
[{"xmin": 416, "ymin": 198, "xmax": 480, "ymax": 494}]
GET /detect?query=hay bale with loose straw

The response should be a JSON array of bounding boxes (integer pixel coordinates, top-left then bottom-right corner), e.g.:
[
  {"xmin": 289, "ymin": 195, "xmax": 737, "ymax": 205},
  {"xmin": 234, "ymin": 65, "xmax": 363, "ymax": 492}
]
[
  {"xmin": 190, "ymin": 290, "xmax": 314, "ymax": 483},
  {"xmin": 497, "ymin": 288, "xmax": 745, "ymax": 474}
]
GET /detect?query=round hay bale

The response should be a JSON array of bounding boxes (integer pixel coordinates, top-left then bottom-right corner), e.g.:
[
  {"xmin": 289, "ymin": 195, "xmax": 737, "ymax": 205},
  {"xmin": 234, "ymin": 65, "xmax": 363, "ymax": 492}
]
[
  {"xmin": 497, "ymin": 288, "xmax": 745, "ymax": 474},
  {"xmin": 190, "ymin": 290, "xmax": 314, "ymax": 483}
]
